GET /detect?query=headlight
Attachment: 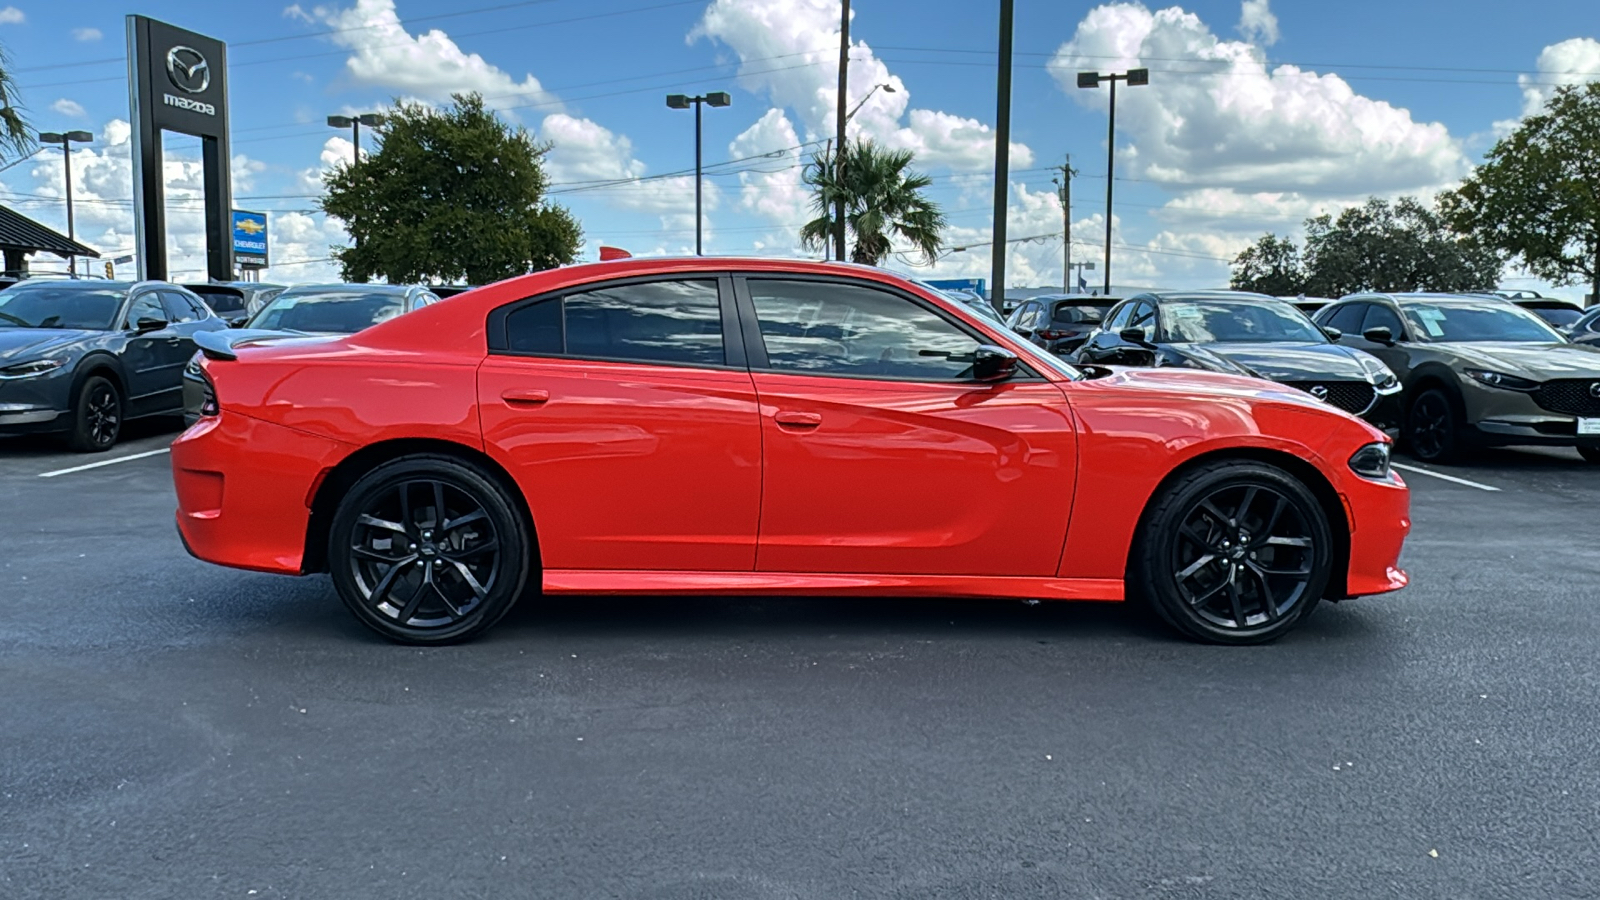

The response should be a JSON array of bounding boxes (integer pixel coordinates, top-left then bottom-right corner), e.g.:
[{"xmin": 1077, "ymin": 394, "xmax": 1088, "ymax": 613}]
[
  {"xmin": 1356, "ymin": 354, "xmax": 1399, "ymax": 390},
  {"xmin": 1464, "ymin": 368, "xmax": 1539, "ymax": 391},
  {"xmin": 184, "ymin": 351, "xmax": 204, "ymax": 379},
  {"xmin": 1348, "ymin": 442, "xmax": 1393, "ymax": 480},
  {"xmin": 0, "ymin": 358, "xmax": 65, "ymax": 379}
]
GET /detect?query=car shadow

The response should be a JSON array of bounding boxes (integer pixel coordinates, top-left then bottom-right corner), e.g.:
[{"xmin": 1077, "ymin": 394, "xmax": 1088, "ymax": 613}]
[{"xmin": 0, "ymin": 415, "xmax": 185, "ymax": 458}]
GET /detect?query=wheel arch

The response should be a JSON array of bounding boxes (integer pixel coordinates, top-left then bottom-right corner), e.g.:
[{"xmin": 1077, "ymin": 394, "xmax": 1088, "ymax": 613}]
[
  {"xmin": 71, "ymin": 352, "xmax": 127, "ymax": 397},
  {"xmin": 1130, "ymin": 446, "xmax": 1351, "ymax": 600},
  {"xmin": 1402, "ymin": 364, "xmax": 1466, "ymax": 418},
  {"xmin": 302, "ymin": 437, "xmax": 538, "ymax": 575}
]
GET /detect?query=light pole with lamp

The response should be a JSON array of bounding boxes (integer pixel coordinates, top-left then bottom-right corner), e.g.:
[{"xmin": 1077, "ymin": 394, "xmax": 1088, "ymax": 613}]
[
  {"xmin": 327, "ymin": 113, "xmax": 385, "ymax": 163},
  {"xmin": 1076, "ymin": 67, "xmax": 1148, "ymax": 296},
  {"xmin": 39, "ymin": 130, "xmax": 93, "ymax": 277},
  {"xmin": 827, "ymin": 82, "xmax": 895, "ymax": 262},
  {"xmin": 666, "ymin": 91, "xmax": 731, "ymax": 256}
]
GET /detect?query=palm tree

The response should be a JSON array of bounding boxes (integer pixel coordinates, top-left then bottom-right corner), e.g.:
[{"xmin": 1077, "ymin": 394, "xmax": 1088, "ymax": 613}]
[
  {"xmin": 0, "ymin": 46, "xmax": 31, "ymax": 159},
  {"xmin": 800, "ymin": 138, "xmax": 946, "ymax": 266}
]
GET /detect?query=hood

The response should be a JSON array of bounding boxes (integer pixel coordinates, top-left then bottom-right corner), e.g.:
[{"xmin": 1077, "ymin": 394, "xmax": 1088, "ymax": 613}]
[
  {"xmin": 0, "ymin": 327, "xmax": 97, "ymax": 364},
  {"xmin": 1432, "ymin": 341, "xmax": 1600, "ymax": 379},
  {"xmin": 1177, "ymin": 341, "xmax": 1372, "ymax": 382},
  {"xmin": 1090, "ymin": 365, "xmax": 1330, "ymax": 412}
]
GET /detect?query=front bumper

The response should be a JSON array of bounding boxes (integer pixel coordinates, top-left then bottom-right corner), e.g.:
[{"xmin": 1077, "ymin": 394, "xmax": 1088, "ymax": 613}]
[
  {"xmin": 171, "ymin": 411, "xmax": 353, "ymax": 575},
  {"xmin": 1335, "ymin": 469, "xmax": 1411, "ymax": 599},
  {"xmin": 1461, "ymin": 380, "xmax": 1600, "ymax": 449},
  {"xmin": 0, "ymin": 367, "xmax": 74, "ymax": 435}
]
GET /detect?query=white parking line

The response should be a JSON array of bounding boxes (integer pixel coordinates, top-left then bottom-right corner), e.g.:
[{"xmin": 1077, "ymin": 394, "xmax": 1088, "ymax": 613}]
[
  {"xmin": 38, "ymin": 447, "xmax": 170, "ymax": 478},
  {"xmin": 1392, "ymin": 462, "xmax": 1501, "ymax": 492}
]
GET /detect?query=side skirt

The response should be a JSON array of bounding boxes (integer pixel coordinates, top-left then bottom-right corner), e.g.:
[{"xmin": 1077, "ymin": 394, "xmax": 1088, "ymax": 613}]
[{"xmin": 542, "ymin": 570, "xmax": 1125, "ymax": 602}]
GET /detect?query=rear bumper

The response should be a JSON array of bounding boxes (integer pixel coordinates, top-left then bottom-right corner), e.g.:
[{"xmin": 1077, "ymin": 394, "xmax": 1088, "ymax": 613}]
[
  {"xmin": 171, "ymin": 411, "xmax": 353, "ymax": 575},
  {"xmin": 1337, "ymin": 471, "xmax": 1411, "ymax": 598}
]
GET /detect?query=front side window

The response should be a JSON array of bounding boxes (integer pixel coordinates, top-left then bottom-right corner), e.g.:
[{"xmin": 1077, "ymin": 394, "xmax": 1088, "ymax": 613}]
[
  {"xmin": 1321, "ymin": 303, "xmax": 1366, "ymax": 335},
  {"xmin": 160, "ymin": 291, "xmax": 202, "ymax": 323},
  {"xmin": 503, "ymin": 279, "xmax": 724, "ymax": 367},
  {"xmin": 125, "ymin": 293, "xmax": 166, "ymax": 328},
  {"xmin": 748, "ymin": 279, "xmax": 982, "ymax": 380},
  {"xmin": 1126, "ymin": 302, "xmax": 1157, "ymax": 341},
  {"xmin": 1362, "ymin": 304, "xmax": 1406, "ymax": 339},
  {"xmin": 1103, "ymin": 302, "xmax": 1135, "ymax": 332}
]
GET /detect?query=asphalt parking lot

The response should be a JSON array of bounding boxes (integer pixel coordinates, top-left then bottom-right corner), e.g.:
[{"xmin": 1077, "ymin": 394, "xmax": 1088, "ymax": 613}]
[{"xmin": 3, "ymin": 425, "xmax": 1599, "ymax": 899}]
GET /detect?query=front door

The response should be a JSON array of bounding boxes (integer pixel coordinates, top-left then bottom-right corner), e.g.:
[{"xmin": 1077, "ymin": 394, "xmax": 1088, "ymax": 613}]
[
  {"xmin": 121, "ymin": 291, "xmax": 180, "ymax": 415},
  {"xmin": 738, "ymin": 276, "xmax": 1079, "ymax": 577},
  {"xmin": 478, "ymin": 276, "xmax": 762, "ymax": 572}
]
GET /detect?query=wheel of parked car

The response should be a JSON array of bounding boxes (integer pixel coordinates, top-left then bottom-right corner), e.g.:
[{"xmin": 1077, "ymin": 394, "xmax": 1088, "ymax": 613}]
[
  {"xmin": 328, "ymin": 455, "xmax": 533, "ymax": 644},
  {"xmin": 1131, "ymin": 461, "xmax": 1332, "ymax": 645},
  {"xmin": 1579, "ymin": 447, "xmax": 1600, "ymax": 465},
  {"xmin": 1405, "ymin": 388, "xmax": 1460, "ymax": 464},
  {"xmin": 65, "ymin": 375, "xmax": 122, "ymax": 453}
]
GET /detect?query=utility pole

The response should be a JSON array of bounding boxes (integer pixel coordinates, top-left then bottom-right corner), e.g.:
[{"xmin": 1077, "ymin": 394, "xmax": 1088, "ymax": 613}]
[
  {"xmin": 989, "ymin": 0, "xmax": 1014, "ymax": 313},
  {"xmin": 1052, "ymin": 155, "xmax": 1075, "ymax": 293},
  {"xmin": 834, "ymin": 0, "xmax": 851, "ymax": 262}
]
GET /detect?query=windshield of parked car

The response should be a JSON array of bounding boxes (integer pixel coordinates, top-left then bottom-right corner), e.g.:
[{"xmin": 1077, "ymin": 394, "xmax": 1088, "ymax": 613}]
[
  {"xmin": 246, "ymin": 289, "xmax": 407, "ymax": 333},
  {"xmin": 0, "ymin": 285, "xmax": 125, "ymax": 330},
  {"xmin": 1160, "ymin": 299, "xmax": 1327, "ymax": 344},
  {"xmin": 1526, "ymin": 306, "xmax": 1584, "ymax": 328},
  {"xmin": 1400, "ymin": 300, "xmax": 1565, "ymax": 343},
  {"xmin": 188, "ymin": 288, "xmax": 248, "ymax": 316}
]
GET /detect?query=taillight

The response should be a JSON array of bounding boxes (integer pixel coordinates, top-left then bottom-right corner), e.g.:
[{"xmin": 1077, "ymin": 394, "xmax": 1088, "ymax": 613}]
[
  {"xmin": 1037, "ymin": 328, "xmax": 1072, "ymax": 340},
  {"xmin": 199, "ymin": 369, "xmax": 219, "ymax": 417}
]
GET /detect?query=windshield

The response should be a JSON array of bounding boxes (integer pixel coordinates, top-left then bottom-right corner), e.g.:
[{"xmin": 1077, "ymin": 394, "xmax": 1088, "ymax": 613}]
[
  {"xmin": 189, "ymin": 288, "xmax": 248, "ymax": 315},
  {"xmin": 0, "ymin": 285, "xmax": 125, "ymax": 330},
  {"xmin": 1401, "ymin": 301, "xmax": 1564, "ymax": 343},
  {"xmin": 246, "ymin": 289, "xmax": 407, "ymax": 333},
  {"xmin": 1527, "ymin": 306, "xmax": 1584, "ymax": 328},
  {"xmin": 1161, "ymin": 299, "xmax": 1326, "ymax": 344}
]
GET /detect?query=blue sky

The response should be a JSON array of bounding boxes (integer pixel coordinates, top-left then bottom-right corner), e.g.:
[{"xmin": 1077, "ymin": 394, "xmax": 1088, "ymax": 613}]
[{"xmin": 2, "ymin": 0, "xmax": 1597, "ymax": 297}]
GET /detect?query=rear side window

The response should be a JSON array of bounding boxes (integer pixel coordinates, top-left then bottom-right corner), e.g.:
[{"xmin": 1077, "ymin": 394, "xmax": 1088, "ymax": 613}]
[{"xmin": 503, "ymin": 279, "xmax": 724, "ymax": 367}]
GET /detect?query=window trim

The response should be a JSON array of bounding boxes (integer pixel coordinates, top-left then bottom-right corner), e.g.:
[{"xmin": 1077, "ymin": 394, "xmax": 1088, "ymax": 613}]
[
  {"xmin": 486, "ymin": 273, "xmax": 743, "ymax": 372},
  {"xmin": 732, "ymin": 272, "xmax": 1044, "ymax": 384}
]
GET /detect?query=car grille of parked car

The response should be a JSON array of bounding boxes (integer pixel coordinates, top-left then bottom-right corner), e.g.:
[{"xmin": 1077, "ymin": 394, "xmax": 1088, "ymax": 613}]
[
  {"xmin": 1284, "ymin": 381, "xmax": 1375, "ymax": 415},
  {"xmin": 1531, "ymin": 379, "xmax": 1600, "ymax": 417}
]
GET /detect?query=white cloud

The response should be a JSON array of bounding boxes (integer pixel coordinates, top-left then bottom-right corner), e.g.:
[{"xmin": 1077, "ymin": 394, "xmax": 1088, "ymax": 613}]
[
  {"xmin": 1236, "ymin": 0, "xmax": 1278, "ymax": 46},
  {"xmin": 693, "ymin": 0, "xmax": 1033, "ymax": 172},
  {"xmin": 1047, "ymin": 3, "xmax": 1467, "ymax": 196},
  {"xmin": 302, "ymin": 0, "xmax": 558, "ymax": 114},
  {"xmin": 50, "ymin": 98, "xmax": 85, "ymax": 118},
  {"xmin": 541, "ymin": 112, "xmax": 717, "ymax": 246},
  {"xmin": 0, "ymin": 7, "xmax": 23, "ymax": 25},
  {"xmin": 1512, "ymin": 37, "xmax": 1600, "ymax": 120},
  {"xmin": 71, "ymin": 26, "xmax": 101, "ymax": 41},
  {"xmin": 728, "ymin": 109, "xmax": 810, "ymax": 227}
]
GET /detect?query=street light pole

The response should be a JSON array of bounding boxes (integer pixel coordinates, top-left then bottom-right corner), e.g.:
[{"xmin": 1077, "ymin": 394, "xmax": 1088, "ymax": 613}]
[
  {"xmin": 1076, "ymin": 67, "xmax": 1149, "ymax": 296},
  {"xmin": 39, "ymin": 130, "xmax": 94, "ymax": 277},
  {"xmin": 328, "ymin": 114, "xmax": 386, "ymax": 260},
  {"xmin": 990, "ymin": 0, "xmax": 1014, "ymax": 313},
  {"xmin": 835, "ymin": 0, "xmax": 851, "ymax": 262},
  {"xmin": 666, "ymin": 92, "xmax": 732, "ymax": 256}
]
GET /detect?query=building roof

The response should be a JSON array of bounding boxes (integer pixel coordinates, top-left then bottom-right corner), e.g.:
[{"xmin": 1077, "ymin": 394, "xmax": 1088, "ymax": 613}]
[{"xmin": 0, "ymin": 205, "xmax": 99, "ymax": 258}]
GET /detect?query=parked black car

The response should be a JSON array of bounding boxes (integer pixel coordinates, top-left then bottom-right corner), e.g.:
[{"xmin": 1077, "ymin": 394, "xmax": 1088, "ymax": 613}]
[
  {"xmin": 1566, "ymin": 305, "xmax": 1600, "ymax": 347},
  {"xmin": 1074, "ymin": 291, "xmax": 1402, "ymax": 423},
  {"xmin": 182, "ymin": 283, "xmax": 442, "ymax": 423},
  {"xmin": 0, "ymin": 280, "xmax": 227, "ymax": 451},
  {"xmin": 183, "ymin": 281, "xmax": 286, "ymax": 324},
  {"xmin": 1005, "ymin": 294, "xmax": 1120, "ymax": 355}
]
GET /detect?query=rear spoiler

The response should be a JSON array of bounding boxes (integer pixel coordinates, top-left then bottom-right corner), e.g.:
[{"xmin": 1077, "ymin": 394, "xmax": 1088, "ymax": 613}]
[{"xmin": 194, "ymin": 330, "xmax": 238, "ymax": 361}]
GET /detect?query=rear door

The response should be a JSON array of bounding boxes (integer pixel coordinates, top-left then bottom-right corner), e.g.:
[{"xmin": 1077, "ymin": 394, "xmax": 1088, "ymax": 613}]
[
  {"xmin": 737, "ymin": 275, "xmax": 1078, "ymax": 577},
  {"xmin": 477, "ymin": 275, "xmax": 762, "ymax": 572}
]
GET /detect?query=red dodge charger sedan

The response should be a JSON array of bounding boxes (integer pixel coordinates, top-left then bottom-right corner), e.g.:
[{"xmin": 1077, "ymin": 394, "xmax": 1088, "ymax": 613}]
[{"xmin": 172, "ymin": 258, "xmax": 1409, "ymax": 645}]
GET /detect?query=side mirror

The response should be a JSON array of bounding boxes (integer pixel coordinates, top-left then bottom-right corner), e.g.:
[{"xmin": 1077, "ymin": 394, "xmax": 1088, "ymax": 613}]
[
  {"xmin": 1119, "ymin": 327, "xmax": 1153, "ymax": 346},
  {"xmin": 134, "ymin": 316, "xmax": 168, "ymax": 334},
  {"xmin": 972, "ymin": 344, "xmax": 1019, "ymax": 382},
  {"xmin": 1321, "ymin": 325, "xmax": 1343, "ymax": 341},
  {"xmin": 1362, "ymin": 326, "xmax": 1395, "ymax": 345}
]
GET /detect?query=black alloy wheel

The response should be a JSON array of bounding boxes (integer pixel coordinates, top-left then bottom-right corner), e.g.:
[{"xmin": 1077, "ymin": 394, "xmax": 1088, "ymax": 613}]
[
  {"xmin": 66, "ymin": 375, "xmax": 122, "ymax": 453},
  {"xmin": 328, "ymin": 455, "xmax": 531, "ymax": 644},
  {"xmin": 1406, "ymin": 388, "xmax": 1460, "ymax": 464},
  {"xmin": 1132, "ymin": 461, "xmax": 1333, "ymax": 644}
]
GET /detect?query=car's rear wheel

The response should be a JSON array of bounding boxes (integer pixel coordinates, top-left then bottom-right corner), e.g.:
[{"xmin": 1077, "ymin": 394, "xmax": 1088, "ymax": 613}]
[
  {"xmin": 65, "ymin": 375, "xmax": 122, "ymax": 453},
  {"xmin": 1405, "ymin": 388, "xmax": 1461, "ymax": 464},
  {"xmin": 328, "ymin": 455, "xmax": 531, "ymax": 644},
  {"xmin": 1132, "ymin": 461, "xmax": 1333, "ymax": 645},
  {"xmin": 1578, "ymin": 446, "xmax": 1600, "ymax": 464}
]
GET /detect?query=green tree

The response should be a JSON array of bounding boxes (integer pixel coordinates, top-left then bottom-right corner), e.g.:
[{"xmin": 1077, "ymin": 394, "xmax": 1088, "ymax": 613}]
[
  {"xmin": 1230, "ymin": 232, "xmax": 1306, "ymax": 295},
  {"xmin": 1301, "ymin": 196, "xmax": 1501, "ymax": 296},
  {"xmin": 800, "ymin": 138, "xmax": 946, "ymax": 266},
  {"xmin": 319, "ymin": 93, "xmax": 581, "ymax": 284},
  {"xmin": 1442, "ymin": 82, "xmax": 1600, "ymax": 305},
  {"xmin": 0, "ymin": 47, "xmax": 34, "ymax": 159}
]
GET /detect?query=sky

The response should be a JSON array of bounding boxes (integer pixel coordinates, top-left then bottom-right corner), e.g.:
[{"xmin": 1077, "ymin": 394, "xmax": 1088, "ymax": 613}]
[{"xmin": 1, "ymin": 0, "xmax": 1597, "ymax": 298}]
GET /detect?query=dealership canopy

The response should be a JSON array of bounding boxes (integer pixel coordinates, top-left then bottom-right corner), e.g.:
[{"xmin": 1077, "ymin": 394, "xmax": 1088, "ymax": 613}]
[{"xmin": 0, "ymin": 205, "xmax": 100, "ymax": 275}]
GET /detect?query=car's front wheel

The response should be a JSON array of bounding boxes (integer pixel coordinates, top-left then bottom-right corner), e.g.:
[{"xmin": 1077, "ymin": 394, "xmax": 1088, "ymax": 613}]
[
  {"xmin": 1131, "ymin": 461, "xmax": 1334, "ymax": 645},
  {"xmin": 328, "ymin": 455, "xmax": 532, "ymax": 644},
  {"xmin": 65, "ymin": 375, "xmax": 122, "ymax": 453},
  {"xmin": 1405, "ymin": 388, "xmax": 1461, "ymax": 464}
]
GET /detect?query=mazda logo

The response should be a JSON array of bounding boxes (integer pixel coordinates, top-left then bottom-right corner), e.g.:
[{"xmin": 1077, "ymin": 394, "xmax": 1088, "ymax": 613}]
[
  {"xmin": 1590, "ymin": 382, "xmax": 1600, "ymax": 399},
  {"xmin": 1309, "ymin": 385, "xmax": 1329, "ymax": 401},
  {"xmin": 166, "ymin": 46, "xmax": 210, "ymax": 94}
]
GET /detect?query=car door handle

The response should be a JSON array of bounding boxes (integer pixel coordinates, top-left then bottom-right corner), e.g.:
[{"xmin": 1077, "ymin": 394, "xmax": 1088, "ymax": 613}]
[
  {"xmin": 501, "ymin": 388, "xmax": 550, "ymax": 406},
  {"xmin": 774, "ymin": 411, "xmax": 821, "ymax": 429}
]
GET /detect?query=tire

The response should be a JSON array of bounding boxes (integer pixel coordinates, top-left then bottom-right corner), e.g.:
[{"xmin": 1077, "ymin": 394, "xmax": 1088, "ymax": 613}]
[
  {"xmin": 328, "ymin": 455, "xmax": 532, "ymax": 644},
  {"xmin": 65, "ymin": 374, "xmax": 122, "ymax": 453},
  {"xmin": 1405, "ymin": 388, "xmax": 1462, "ymax": 464},
  {"xmin": 1130, "ymin": 461, "xmax": 1334, "ymax": 645},
  {"xmin": 1578, "ymin": 446, "xmax": 1600, "ymax": 464}
]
